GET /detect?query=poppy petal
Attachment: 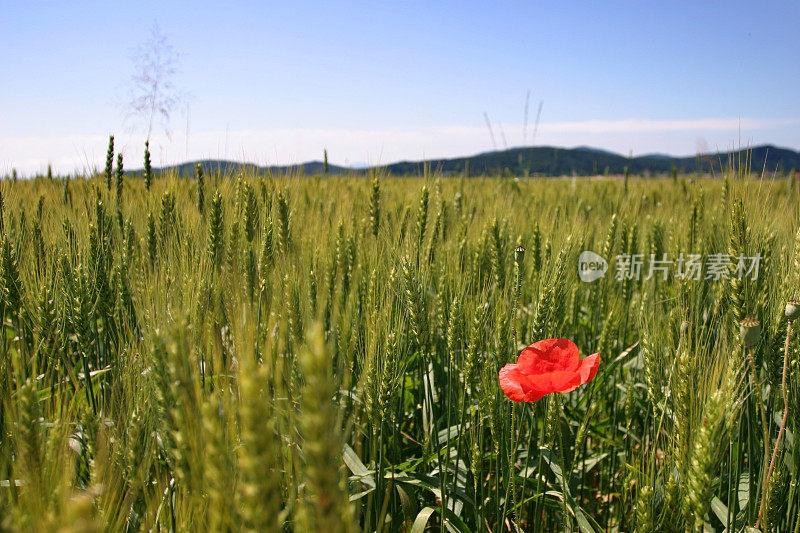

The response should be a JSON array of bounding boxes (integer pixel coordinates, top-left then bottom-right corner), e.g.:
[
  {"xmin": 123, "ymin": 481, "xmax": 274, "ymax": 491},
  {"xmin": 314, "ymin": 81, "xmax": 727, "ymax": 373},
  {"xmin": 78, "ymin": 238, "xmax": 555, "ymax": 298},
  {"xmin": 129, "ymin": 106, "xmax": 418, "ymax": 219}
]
[
  {"xmin": 517, "ymin": 338, "xmax": 580, "ymax": 375},
  {"xmin": 576, "ymin": 352, "xmax": 600, "ymax": 384},
  {"xmin": 500, "ymin": 340, "xmax": 600, "ymax": 403},
  {"xmin": 498, "ymin": 364, "xmax": 526, "ymax": 402},
  {"xmin": 521, "ymin": 387, "xmax": 549, "ymax": 402},
  {"xmin": 499, "ymin": 365, "xmax": 552, "ymax": 402},
  {"xmin": 528, "ymin": 369, "xmax": 583, "ymax": 394}
]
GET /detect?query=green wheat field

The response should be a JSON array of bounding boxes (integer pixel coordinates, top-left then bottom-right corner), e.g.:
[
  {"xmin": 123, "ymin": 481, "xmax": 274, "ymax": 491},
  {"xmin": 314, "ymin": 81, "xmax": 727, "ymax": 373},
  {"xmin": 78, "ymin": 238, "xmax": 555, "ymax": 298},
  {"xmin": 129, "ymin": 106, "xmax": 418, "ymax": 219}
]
[{"xmin": 1, "ymin": 148, "xmax": 799, "ymax": 532}]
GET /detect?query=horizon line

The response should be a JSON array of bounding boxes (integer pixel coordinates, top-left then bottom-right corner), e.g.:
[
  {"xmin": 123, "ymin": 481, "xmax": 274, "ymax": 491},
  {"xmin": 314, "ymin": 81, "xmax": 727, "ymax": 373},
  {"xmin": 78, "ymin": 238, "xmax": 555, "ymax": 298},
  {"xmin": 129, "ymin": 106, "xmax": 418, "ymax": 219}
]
[{"xmin": 3, "ymin": 116, "xmax": 799, "ymax": 175}]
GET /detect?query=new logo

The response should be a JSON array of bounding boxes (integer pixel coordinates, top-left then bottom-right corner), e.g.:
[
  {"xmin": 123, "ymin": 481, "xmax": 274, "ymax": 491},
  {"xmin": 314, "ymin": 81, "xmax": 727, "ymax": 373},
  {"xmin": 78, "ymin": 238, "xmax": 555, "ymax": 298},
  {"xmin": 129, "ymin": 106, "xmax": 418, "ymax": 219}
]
[{"xmin": 578, "ymin": 251, "xmax": 608, "ymax": 282}]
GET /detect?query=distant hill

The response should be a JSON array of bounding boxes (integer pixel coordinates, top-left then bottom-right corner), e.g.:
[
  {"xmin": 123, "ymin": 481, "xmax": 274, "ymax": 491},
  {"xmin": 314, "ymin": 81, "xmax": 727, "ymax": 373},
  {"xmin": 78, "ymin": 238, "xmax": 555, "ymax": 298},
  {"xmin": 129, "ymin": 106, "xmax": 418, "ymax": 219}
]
[
  {"xmin": 155, "ymin": 144, "xmax": 800, "ymax": 177},
  {"xmin": 378, "ymin": 144, "xmax": 800, "ymax": 176},
  {"xmin": 164, "ymin": 159, "xmax": 350, "ymax": 176}
]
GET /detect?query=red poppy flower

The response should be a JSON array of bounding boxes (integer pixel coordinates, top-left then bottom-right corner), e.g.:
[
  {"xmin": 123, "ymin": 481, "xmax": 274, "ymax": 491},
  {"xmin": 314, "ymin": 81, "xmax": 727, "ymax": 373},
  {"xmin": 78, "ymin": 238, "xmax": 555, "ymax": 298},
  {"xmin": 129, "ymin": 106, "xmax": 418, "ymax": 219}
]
[{"xmin": 499, "ymin": 338, "xmax": 599, "ymax": 402}]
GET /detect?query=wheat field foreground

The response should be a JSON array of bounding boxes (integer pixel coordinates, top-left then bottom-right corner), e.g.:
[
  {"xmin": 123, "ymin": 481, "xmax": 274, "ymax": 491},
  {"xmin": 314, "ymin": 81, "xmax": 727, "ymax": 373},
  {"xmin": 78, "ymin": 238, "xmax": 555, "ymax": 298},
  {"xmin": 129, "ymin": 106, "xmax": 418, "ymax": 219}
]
[{"xmin": 0, "ymin": 166, "xmax": 799, "ymax": 532}]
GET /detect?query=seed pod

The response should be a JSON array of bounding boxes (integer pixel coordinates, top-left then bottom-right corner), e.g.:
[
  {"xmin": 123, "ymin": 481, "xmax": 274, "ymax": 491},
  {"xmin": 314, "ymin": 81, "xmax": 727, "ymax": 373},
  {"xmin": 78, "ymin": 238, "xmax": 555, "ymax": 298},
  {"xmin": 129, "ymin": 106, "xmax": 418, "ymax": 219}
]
[
  {"xmin": 739, "ymin": 316, "xmax": 761, "ymax": 347},
  {"xmin": 786, "ymin": 299, "xmax": 800, "ymax": 322},
  {"xmin": 514, "ymin": 245, "xmax": 525, "ymax": 265}
]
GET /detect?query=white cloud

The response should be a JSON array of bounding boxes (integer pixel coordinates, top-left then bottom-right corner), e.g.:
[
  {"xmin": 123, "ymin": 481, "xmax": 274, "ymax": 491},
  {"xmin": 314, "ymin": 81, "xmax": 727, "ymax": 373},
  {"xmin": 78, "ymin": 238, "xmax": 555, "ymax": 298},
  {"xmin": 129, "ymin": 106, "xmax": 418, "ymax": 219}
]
[
  {"xmin": 540, "ymin": 117, "xmax": 799, "ymax": 133},
  {"xmin": 2, "ymin": 117, "xmax": 798, "ymax": 175}
]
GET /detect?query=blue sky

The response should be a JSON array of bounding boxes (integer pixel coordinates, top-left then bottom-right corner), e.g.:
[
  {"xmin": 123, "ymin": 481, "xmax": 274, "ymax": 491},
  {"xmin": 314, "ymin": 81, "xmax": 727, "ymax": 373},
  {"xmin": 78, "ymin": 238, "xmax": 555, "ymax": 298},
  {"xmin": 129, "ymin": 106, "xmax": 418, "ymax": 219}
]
[{"xmin": 2, "ymin": 0, "xmax": 799, "ymax": 174}]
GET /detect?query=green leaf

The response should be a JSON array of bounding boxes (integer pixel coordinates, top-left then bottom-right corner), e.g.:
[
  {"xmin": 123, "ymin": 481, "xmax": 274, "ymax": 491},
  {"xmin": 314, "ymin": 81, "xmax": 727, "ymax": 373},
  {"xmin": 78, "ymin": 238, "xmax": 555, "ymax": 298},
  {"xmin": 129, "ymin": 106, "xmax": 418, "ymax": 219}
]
[
  {"xmin": 342, "ymin": 443, "xmax": 375, "ymax": 499},
  {"xmin": 737, "ymin": 472, "xmax": 750, "ymax": 511},
  {"xmin": 581, "ymin": 452, "xmax": 608, "ymax": 475},
  {"xmin": 410, "ymin": 507, "xmax": 436, "ymax": 533},
  {"xmin": 343, "ymin": 444, "xmax": 372, "ymax": 479},
  {"xmin": 385, "ymin": 471, "xmax": 475, "ymax": 507},
  {"xmin": 572, "ymin": 506, "xmax": 599, "ymax": 533},
  {"xmin": 437, "ymin": 422, "xmax": 469, "ymax": 444},
  {"xmin": 540, "ymin": 447, "xmax": 564, "ymax": 485},
  {"xmin": 396, "ymin": 484, "xmax": 416, "ymax": 525},
  {"xmin": 539, "ymin": 448, "xmax": 599, "ymax": 532},
  {"xmin": 442, "ymin": 507, "xmax": 472, "ymax": 533},
  {"xmin": 710, "ymin": 497, "xmax": 729, "ymax": 526}
]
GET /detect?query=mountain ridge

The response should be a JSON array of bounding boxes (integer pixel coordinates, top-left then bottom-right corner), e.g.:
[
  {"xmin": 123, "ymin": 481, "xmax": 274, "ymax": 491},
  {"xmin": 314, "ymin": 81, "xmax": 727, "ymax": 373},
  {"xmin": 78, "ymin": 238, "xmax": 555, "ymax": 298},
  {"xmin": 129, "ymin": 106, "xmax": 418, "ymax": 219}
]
[{"xmin": 155, "ymin": 144, "xmax": 800, "ymax": 177}]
